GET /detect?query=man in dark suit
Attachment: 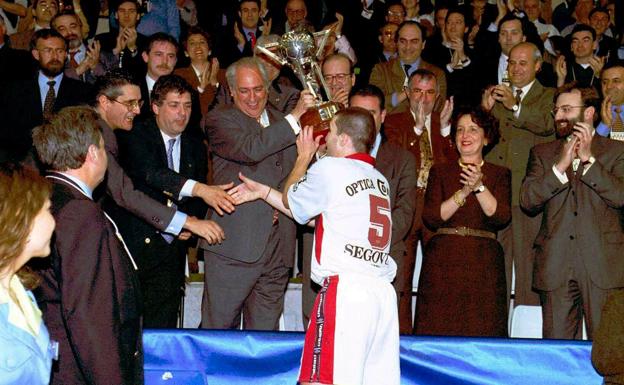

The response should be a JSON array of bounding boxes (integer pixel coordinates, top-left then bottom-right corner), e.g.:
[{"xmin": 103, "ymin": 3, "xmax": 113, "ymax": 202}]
[
  {"xmin": 0, "ymin": 28, "xmax": 92, "ymax": 163},
  {"xmin": 95, "ymin": 0, "xmax": 147, "ymax": 72},
  {"xmin": 93, "ymin": 69, "xmax": 232, "ymax": 269},
  {"xmin": 217, "ymin": 0, "xmax": 264, "ymax": 67},
  {"xmin": 201, "ymin": 57, "xmax": 314, "ymax": 330},
  {"xmin": 350, "ymin": 85, "xmax": 418, "ymax": 334},
  {"xmin": 482, "ymin": 41, "xmax": 555, "ymax": 307},
  {"xmin": 383, "ymin": 68, "xmax": 456, "ymax": 333},
  {"xmin": 32, "ymin": 106, "xmax": 142, "ymax": 384},
  {"xmin": 115, "ymin": 75, "xmax": 215, "ymax": 328},
  {"xmin": 520, "ymin": 85, "xmax": 624, "ymax": 339},
  {"xmin": 474, "ymin": 14, "xmax": 556, "ymax": 92},
  {"xmin": 0, "ymin": 17, "xmax": 34, "ymax": 87},
  {"xmin": 421, "ymin": 8, "xmax": 478, "ymax": 107}
]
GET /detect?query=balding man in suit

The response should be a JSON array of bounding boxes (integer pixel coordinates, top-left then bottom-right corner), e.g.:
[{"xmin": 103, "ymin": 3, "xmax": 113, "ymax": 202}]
[{"xmin": 201, "ymin": 57, "xmax": 314, "ymax": 330}]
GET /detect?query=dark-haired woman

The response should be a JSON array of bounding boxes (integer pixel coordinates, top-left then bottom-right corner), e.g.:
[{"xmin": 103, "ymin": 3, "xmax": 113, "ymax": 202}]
[{"xmin": 414, "ymin": 108, "xmax": 511, "ymax": 337}]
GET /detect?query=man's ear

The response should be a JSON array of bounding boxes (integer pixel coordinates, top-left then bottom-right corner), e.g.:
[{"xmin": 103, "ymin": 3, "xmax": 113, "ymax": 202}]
[
  {"xmin": 142, "ymin": 51, "xmax": 149, "ymax": 63},
  {"xmin": 32, "ymin": 48, "xmax": 40, "ymax": 61},
  {"xmin": 87, "ymin": 144, "xmax": 99, "ymax": 163},
  {"xmin": 97, "ymin": 94, "xmax": 109, "ymax": 109},
  {"xmin": 152, "ymin": 102, "xmax": 160, "ymax": 116},
  {"xmin": 584, "ymin": 106, "xmax": 595, "ymax": 123}
]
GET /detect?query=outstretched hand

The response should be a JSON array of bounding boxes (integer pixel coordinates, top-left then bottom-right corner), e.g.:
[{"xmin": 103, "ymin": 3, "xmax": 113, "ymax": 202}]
[
  {"xmin": 195, "ymin": 182, "xmax": 236, "ymax": 215},
  {"xmin": 228, "ymin": 172, "xmax": 270, "ymax": 205}
]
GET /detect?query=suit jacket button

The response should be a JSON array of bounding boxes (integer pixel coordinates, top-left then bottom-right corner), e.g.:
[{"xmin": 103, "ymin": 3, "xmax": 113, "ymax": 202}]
[
  {"xmin": 569, "ymin": 235, "xmax": 574, "ymax": 240},
  {"xmin": 145, "ymin": 237, "xmax": 151, "ymax": 244},
  {"xmin": 276, "ymin": 161, "xmax": 281, "ymax": 166}
]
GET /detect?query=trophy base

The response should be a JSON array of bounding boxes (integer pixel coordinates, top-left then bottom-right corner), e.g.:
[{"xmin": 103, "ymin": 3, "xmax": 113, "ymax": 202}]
[{"xmin": 299, "ymin": 101, "xmax": 344, "ymax": 143}]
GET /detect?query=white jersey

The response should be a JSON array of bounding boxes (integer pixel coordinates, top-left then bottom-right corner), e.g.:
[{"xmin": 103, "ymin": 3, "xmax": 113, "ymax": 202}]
[{"xmin": 288, "ymin": 153, "xmax": 397, "ymax": 284}]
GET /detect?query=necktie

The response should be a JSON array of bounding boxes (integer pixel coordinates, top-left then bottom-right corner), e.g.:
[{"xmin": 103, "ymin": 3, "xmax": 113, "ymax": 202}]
[
  {"xmin": 248, "ymin": 31, "xmax": 256, "ymax": 49},
  {"xmin": 613, "ymin": 107, "xmax": 624, "ymax": 132},
  {"xmin": 43, "ymin": 80, "xmax": 56, "ymax": 120},
  {"xmin": 417, "ymin": 126, "xmax": 434, "ymax": 189},
  {"xmin": 515, "ymin": 89, "xmax": 523, "ymax": 106},
  {"xmin": 403, "ymin": 64, "xmax": 411, "ymax": 78},
  {"xmin": 162, "ymin": 138, "xmax": 177, "ymax": 243},
  {"xmin": 69, "ymin": 50, "xmax": 79, "ymax": 68}
]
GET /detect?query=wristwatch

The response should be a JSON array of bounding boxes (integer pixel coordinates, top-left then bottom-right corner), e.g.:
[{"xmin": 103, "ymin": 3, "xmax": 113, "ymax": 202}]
[{"xmin": 474, "ymin": 184, "xmax": 486, "ymax": 194}]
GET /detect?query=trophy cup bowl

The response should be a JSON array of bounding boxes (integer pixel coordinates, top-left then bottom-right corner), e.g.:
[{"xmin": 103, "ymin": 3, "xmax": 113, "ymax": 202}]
[{"xmin": 257, "ymin": 28, "xmax": 344, "ymax": 142}]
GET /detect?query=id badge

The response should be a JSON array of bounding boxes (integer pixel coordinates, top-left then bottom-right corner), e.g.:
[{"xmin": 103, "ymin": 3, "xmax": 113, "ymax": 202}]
[{"xmin": 361, "ymin": 8, "xmax": 373, "ymax": 19}]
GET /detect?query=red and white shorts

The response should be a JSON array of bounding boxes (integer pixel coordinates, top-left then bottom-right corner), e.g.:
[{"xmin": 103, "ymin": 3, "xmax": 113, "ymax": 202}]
[{"xmin": 298, "ymin": 273, "xmax": 400, "ymax": 385}]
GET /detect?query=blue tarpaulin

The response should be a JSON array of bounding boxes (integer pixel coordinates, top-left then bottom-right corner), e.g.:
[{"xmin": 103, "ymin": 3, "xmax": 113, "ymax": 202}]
[{"xmin": 143, "ymin": 329, "xmax": 602, "ymax": 385}]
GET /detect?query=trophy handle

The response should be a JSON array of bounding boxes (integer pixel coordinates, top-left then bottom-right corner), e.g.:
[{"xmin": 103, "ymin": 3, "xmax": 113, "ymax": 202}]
[
  {"xmin": 313, "ymin": 29, "xmax": 331, "ymax": 60},
  {"xmin": 255, "ymin": 44, "xmax": 288, "ymax": 66},
  {"xmin": 312, "ymin": 61, "xmax": 332, "ymax": 103}
]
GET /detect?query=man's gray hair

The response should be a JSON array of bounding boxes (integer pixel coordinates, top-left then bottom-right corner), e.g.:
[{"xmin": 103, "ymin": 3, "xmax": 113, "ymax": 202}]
[{"xmin": 226, "ymin": 57, "xmax": 270, "ymax": 91}]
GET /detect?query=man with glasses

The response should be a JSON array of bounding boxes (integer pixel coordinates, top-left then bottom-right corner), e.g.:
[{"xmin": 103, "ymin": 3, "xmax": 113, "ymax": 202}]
[
  {"xmin": 112, "ymin": 74, "xmax": 228, "ymax": 327},
  {"xmin": 94, "ymin": 69, "xmax": 234, "ymax": 272},
  {"xmin": 0, "ymin": 28, "xmax": 91, "ymax": 163},
  {"xmin": 482, "ymin": 41, "xmax": 555, "ymax": 307},
  {"xmin": 370, "ymin": 21, "xmax": 446, "ymax": 114},
  {"xmin": 520, "ymin": 84, "xmax": 624, "ymax": 339},
  {"xmin": 322, "ymin": 53, "xmax": 355, "ymax": 106},
  {"xmin": 383, "ymin": 69, "xmax": 455, "ymax": 333}
]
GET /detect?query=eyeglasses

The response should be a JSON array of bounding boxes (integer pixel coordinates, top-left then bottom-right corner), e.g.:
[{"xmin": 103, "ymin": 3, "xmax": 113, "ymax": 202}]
[
  {"xmin": 109, "ymin": 98, "xmax": 144, "ymax": 111},
  {"xmin": 323, "ymin": 73, "xmax": 351, "ymax": 83},
  {"xmin": 550, "ymin": 105, "xmax": 584, "ymax": 116}
]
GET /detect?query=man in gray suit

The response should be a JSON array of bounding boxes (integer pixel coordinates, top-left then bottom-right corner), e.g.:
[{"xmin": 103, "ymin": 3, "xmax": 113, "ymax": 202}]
[
  {"xmin": 482, "ymin": 41, "xmax": 556, "ymax": 307},
  {"xmin": 520, "ymin": 84, "xmax": 624, "ymax": 339},
  {"xmin": 201, "ymin": 57, "xmax": 314, "ymax": 330}
]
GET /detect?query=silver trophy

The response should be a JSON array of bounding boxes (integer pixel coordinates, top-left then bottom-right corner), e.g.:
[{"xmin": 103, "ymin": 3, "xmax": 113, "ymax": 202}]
[{"xmin": 256, "ymin": 27, "xmax": 343, "ymax": 139}]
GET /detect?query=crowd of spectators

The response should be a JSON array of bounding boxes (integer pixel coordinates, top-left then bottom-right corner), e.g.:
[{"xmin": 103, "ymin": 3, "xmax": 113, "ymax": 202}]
[{"xmin": 1, "ymin": 0, "xmax": 624, "ymax": 383}]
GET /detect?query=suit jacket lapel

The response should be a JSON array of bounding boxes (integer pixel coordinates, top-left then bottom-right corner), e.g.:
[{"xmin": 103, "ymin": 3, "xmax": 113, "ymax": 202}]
[{"xmin": 148, "ymin": 120, "xmax": 169, "ymax": 168}]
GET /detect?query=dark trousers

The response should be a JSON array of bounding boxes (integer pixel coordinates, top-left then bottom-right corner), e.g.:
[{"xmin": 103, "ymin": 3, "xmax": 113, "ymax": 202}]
[
  {"xmin": 201, "ymin": 226, "xmax": 290, "ymax": 330},
  {"xmin": 137, "ymin": 235, "xmax": 186, "ymax": 329},
  {"xmin": 539, "ymin": 258, "xmax": 611, "ymax": 340}
]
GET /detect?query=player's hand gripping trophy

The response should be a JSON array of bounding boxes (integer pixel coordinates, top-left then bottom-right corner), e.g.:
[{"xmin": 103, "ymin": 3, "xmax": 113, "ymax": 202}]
[{"xmin": 256, "ymin": 27, "xmax": 343, "ymax": 140}]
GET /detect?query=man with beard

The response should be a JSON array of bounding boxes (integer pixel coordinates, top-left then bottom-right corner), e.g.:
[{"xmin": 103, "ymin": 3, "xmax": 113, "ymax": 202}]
[
  {"xmin": 596, "ymin": 65, "xmax": 624, "ymax": 140},
  {"xmin": 0, "ymin": 28, "xmax": 91, "ymax": 163},
  {"xmin": 51, "ymin": 11, "xmax": 115, "ymax": 84},
  {"xmin": 520, "ymin": 84, "xmax": 624, "ymax": 339}
]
